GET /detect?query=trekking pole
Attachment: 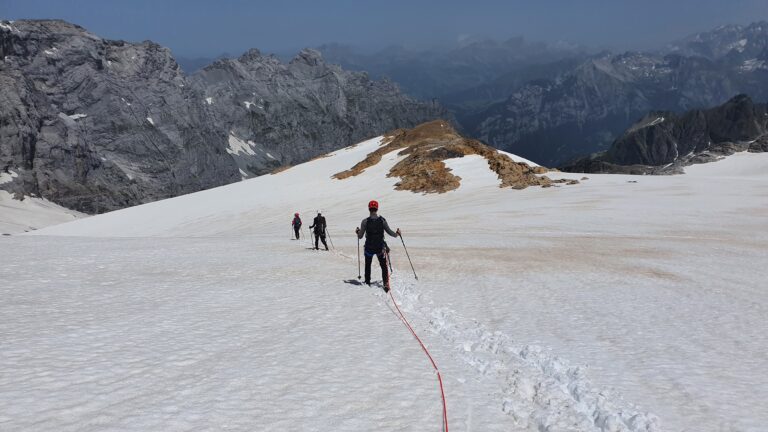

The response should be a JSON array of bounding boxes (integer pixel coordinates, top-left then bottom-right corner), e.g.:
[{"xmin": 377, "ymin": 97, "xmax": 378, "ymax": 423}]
[
  {"xmin": 326, "ymin": 228, "xmax": 335, "ymax": 250},
  {"xmin": 399, "ymin": 234, "xmax": 418, "ymax": 280},
  {"xmin": 357, "ymin": 237, "xmax": 362, "ymax": 280}
]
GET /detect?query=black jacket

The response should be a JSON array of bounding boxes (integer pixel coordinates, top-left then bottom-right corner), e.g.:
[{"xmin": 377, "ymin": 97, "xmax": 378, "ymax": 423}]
[{"xmin": 310, "ymin": 215, "xmax": 326, "ymax": 234}]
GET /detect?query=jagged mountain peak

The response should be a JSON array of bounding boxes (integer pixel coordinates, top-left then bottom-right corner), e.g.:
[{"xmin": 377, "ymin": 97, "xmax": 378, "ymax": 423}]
[
  {"xmin": 290, "ymin": 48, "xmax": 325, "ymax": 66},
  {"xmin": 238, "ymin": 47, "xmax": 264, "ymax": 62},
  {"xmin": 0, "ymin": 19, "xmax": 446, "ymax": 213},
  {"xmin": 667, "ymin": 20, "xmax": 768, "ymax": 60}
]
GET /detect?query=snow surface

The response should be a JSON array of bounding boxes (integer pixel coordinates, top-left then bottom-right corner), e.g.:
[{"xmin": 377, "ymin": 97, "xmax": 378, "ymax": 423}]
[
  {"xmin": 4, "ymin": 139, "xmax": 768, "ymax": 431},
  {"xmin": 227, "ymin": 133, "xmax": 257, "ymax": 156},
  {"xmin": 498, "ymin": 149, "xmax": 539, "ymax": 167},
  {"xmin": 0, "ymin": 170, "xmax": 18, "ymax": 185},
  {"xmin": 741, "ymin": 58, "xmax": 766, "ymax": 72},
  {"xmin": 0, "ymin": 21, "xmax": 18, "ymax": 33},
  {"xmin": 0, "ymin": 191, "xmax": 85, "ymax": 234}
]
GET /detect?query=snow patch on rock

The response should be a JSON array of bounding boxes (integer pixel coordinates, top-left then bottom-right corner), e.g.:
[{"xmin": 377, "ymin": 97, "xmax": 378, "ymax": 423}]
[
  {"xmin": 227, "ymin": 133, "xmax": 257, "ymax": 156},
  {"xmin": 0, "ymin": 170, "xmax": 19, "ymax": 185}
]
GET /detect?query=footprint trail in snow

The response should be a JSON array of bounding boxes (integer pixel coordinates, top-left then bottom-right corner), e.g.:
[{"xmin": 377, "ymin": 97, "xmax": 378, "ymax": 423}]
[{"xmin": 381, "ymin": 277, "xmax": 661, "ymax": 432}]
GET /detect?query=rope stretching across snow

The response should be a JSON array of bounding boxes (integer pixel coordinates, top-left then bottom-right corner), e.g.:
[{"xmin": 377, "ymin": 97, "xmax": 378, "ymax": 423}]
[
  {"xmin": 388, "ymin": 289, "xmax": 448, "ymax": 432},
  {"xmin": 317, "ymin": 238, "xmax": 447, "ymax": 429}
]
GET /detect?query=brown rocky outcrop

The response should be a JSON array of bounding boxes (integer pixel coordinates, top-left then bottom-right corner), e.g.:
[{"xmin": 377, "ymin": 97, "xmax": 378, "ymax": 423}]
[{"xmin": 334, "ymin": 120, "xmax": 556, "ymax": 193}]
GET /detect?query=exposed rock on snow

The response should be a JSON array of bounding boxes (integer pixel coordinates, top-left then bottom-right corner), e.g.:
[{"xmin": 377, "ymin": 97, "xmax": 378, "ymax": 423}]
[
  {"xmin": 17, "ymin": 130, "xmax": 768, "ymax": 431},
  {"xmin": 334, "ymin": 120, "xmax": 553, "ymax": 192}
]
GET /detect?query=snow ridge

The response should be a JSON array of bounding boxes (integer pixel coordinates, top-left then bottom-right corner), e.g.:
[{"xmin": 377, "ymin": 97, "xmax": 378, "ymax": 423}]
[{"xmin": 386, "ymin": 279, "xmax": 661, "ymax": 431}]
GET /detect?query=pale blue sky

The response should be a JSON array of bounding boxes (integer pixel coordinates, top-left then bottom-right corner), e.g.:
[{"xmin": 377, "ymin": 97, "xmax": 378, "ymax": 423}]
[{"xmin": 2, "ymin": 0, "xmax": 767, "ymax": 57}]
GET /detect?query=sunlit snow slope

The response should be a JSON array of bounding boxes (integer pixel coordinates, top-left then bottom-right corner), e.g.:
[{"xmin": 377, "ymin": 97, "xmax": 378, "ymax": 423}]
[
  {"xmin": 3, "ymin": 136, "xmax": 767, "ymax": 431},
  {"xmin": 0, "ymin": 190, "xmax": 84, "ymax": 234}
]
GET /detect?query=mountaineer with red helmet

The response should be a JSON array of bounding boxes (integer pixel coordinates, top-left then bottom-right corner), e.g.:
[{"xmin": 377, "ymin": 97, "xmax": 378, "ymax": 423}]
[
  {"xmin": 355, "ymin": 200, "xmax": 401, "ymax": 292},
  {"xmin": 291, "ymin": 212, "xmax": 302, "ymax": 240}
]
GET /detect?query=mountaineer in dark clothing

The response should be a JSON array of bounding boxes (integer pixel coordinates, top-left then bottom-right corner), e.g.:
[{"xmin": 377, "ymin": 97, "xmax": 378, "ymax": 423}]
[
  {"xmin": 309, "ymin": 212, "xmax": 329, "ymax": 251},
  {"xmin": 355, "ymin": 200, "xmax": 400, "ymax": 291},
  {"xmin": 292, "ymin": 213, "xmax": 302, "ymax": 240}
]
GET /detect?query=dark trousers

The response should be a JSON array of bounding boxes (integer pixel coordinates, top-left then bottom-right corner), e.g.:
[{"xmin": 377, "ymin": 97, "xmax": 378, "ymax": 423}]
[
  {"xmin": 314, "ymin": 232, "xmax": 328, "ymax": 250},
  {"xmin": 364, "ymin": 248, "xmax": 389, "ymax": 286},
  {"xmin": 294, "ymin": 226, "xmax": 300, "ymax": 239}
]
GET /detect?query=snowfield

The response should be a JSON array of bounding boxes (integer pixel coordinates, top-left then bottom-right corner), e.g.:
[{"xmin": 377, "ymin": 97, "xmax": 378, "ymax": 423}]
[
  {"xmin": 2, "ymin": 137, "xmax": 767, "ymax": 431},
  {"xmin": 0, "ymin": 190, "xmax": 84, "ymax": 234}
]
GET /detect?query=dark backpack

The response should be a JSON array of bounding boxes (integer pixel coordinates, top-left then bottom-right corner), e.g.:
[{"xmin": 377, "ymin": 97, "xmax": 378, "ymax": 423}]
[{"xmin": 365, "ymin": 216, "xmax": 385, "ymax": 251}]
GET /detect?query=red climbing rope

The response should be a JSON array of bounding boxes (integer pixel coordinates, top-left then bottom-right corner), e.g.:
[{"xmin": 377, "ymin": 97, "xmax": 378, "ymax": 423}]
[{"xmin": 388, "ymin": 289, "xmax": 448, "ymax": 432}]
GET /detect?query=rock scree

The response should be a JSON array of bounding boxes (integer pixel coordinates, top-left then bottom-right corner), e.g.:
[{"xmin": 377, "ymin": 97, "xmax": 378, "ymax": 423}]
[{"xmin": 334, "ymin": 120, "xmax": 554, "ymax": 193}]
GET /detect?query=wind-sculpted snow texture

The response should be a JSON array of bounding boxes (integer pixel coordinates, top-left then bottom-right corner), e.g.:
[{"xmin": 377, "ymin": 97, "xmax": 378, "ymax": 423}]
[
  {"xmin": 0, "ymin": 235, "xmax": 659, "ymax": 432},
  {"xmin": 5, "ymin": 137, "xmax": 768, "ymax": 431}
]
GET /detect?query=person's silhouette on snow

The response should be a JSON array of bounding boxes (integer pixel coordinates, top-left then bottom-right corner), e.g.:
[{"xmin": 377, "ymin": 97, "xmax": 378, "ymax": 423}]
[
  {"xmin": 356, "ymin": 200, "xmax": 400, "ymax": 292},
  {"xmin": 292, "ymin": 213, "xmax": 302, "ymax": 240},
  {"xmin": 309, "ymin": 212, "xmax": 329, "ymax": 250}
]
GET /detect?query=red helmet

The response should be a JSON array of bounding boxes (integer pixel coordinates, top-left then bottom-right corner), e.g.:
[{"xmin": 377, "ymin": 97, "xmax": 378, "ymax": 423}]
[
  {"xmin": 368, "ymin": 200, "xmax": 379, "ymax": 210},
  {"xmin": 294, "ymin": 213, "xmax": 299, "ymax": 217}
]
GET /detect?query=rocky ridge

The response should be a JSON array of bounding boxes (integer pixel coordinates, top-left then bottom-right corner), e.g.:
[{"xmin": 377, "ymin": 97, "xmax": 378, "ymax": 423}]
[
  {"xmin": 0, "ymin": 20, "xmax": 445, "ymax": 213},
  {"xmin": 189, "ymin": 48, "xmax": 446, "ymax": 177},
  {"xmin": 334, "ymin": 120, "xmax": 556, "ymax": 193},
  {"xmin": 561, "ymin": 94, "xmax": 768, "ymax": 174}
]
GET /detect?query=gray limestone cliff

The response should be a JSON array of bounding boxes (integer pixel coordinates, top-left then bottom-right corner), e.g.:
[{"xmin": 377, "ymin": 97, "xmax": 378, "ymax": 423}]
[
  {"xmin": 189, "ymin": 48, "xmax": 446, "ymax": 176},
  {"xmin": 0, "ymin": 20, "xmax": 445, "ymax": 213}
]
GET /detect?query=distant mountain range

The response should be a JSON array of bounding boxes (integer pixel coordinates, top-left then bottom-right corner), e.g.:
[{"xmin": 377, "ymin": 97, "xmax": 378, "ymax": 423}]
[
  {"xmin": 316, "ymin": 22, "xmax": 768, "ymax": 167},
  {"xmin": 463, "ymin": 22, "xmax": 768, "ymax": 167},
  {"xmin": 562, "ymin": 94, "xmax": 768, "ymax": 174},
  {"xmin": 316, "ymin": 38, "xmax": 590, "ymax": 101},
  {"xmin": 0, "ymin": 20, "xmax": 444, "ymax": 213},
  {"xmin": 176, "ymin": 22, "xmax": 768, "ymax": 169}
]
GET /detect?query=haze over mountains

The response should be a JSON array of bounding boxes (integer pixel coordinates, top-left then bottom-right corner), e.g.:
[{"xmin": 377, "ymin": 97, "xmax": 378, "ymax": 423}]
[
  {"xmin": 3, "ymin": 17, "xmax": 768, "ymax": 217},
  {"xmin": 181, "ymin": 21, "xmax": 768, "ymax": 168},
  {"xmin": 563, "ymin": 94, "xmax": 768, "ymax": 174},
  {"xmin": 312, "ymin": 22, "xmax": 768, "ymax": 166}
]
